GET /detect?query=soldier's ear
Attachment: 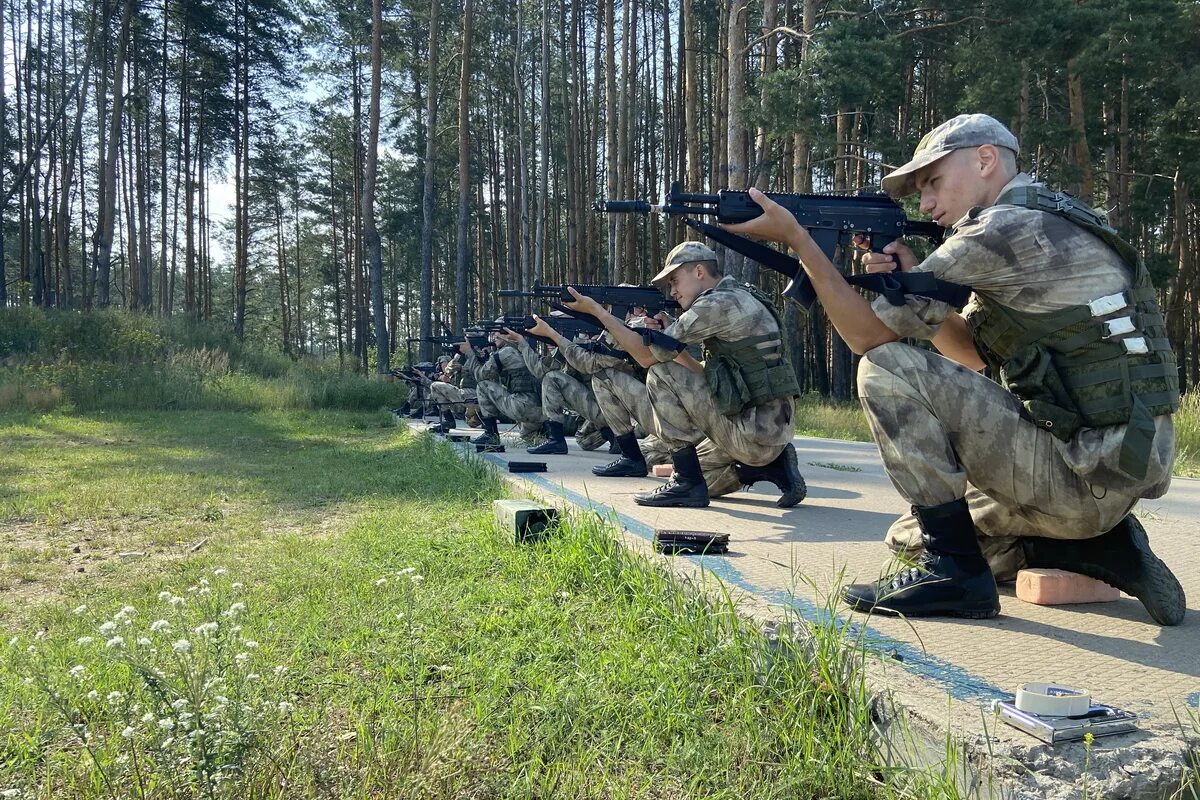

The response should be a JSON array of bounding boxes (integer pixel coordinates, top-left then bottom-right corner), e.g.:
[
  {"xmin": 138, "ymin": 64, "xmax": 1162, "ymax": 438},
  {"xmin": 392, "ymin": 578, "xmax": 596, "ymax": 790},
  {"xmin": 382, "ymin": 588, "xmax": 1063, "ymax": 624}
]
[{"xmin": 976, "ymin": 144, "xmax": 1000, "ymax": 178}]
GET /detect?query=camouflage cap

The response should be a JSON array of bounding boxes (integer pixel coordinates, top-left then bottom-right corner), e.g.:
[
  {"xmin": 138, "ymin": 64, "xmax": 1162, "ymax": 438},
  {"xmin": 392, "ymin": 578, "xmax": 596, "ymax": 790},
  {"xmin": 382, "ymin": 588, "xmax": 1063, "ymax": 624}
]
[
  {"xmin": 651, "ymin": 241, "xmax": 718, "ymax": 292},
  {"xmin": 881, "ymin": 113, "xmax": 1019, "ymax": 198}
]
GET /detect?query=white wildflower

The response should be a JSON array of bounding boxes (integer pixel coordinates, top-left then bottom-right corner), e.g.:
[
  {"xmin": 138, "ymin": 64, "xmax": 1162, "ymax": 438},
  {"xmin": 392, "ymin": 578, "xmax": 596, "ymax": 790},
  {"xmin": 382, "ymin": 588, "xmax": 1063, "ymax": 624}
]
[
  {"xmin": 73, "ymin": 604, "xmax": 88, "ymax": 615},
  {"xmin": 274, "ymin": 665, "xmax": 286, "ymax": 676},
  {"xmin": 158, "ymin": 718, "xmax": 175, "ymax": 730},
  {"xmin": 396, "ymin": 612, "xmax": 405, "ymax": 620},
  {"xmin": 212, "ymin": 568, "xmax": 228, "ymax": 577},
  {"xmin": 150, "ymin": 619, "xmax": 170, "ymax": 632},
  {"xmin": 141, "ymin": 712, "xmax": 155, "ymax": 723},
  {"xmin": 231, "ymin": 582, "xmax": 244, "ymax": 590},
  {"xmin": 246, "ymin": 673, "xmax": 260, "ymax": 681},
  {"xmin": 398, "ymin": 567, "xmax": 416, "ymax": 575},
  {"xmin": 137, "ymin": 637, "xmax": 152, "ymax": 647},
  {"xmin": 242, "ymin": 640, "xmax": 258, "ymax": 649},
  {"xmin": 410, "ymin": 574, "xmax": 424, "ymax": 584},
  {"xmin": 2, "ymin": 789, "xmax": 22, "ymax": 798},
  {"xmin": 277, "ymin": 701, "xmax": 295, "ymax": 714},
  {"xmin": 375, "ymin": 578, "xmax": 387, "ymax": 586},
  {"xmin": 105, "ymin": 636, "xmax": 125, "ymax": 649},
  {"xmin": 68, "ymin": 665, "xmax": 86, "ymax": 678},
  {"xmin": 171, "ymin": 699, "xmax": 188, "ymax": 710},
  {"xmin": 107, "ymin": 691, "xmax": 124, "ymax": 703},
  {"xmin": 121, "ymin": 726, "xmax": 135, "ymax": 739},
  {"xmin": 98, "ymin": 622, "xmax": 117, "ymax": 635},
  {"xmin": 7, "ymin": 636, "xmax": 17, "ymax": 647},
  {"xmin": 214, "ymin": 695, "xmax": 229, "ymax": 706},
  {"xmin": 192, "ymin": 622, "xmax": 218, "ymax": 636},
  {"xmin": 234, "ymin": 652, "xmax": 250, "ymax": 665},
  {"xmin": 86, "ymin": 690, "xmax": 99, "ymax": 701},
  {"xmin": 172, "ymin": 639, "xmax": 191, "ymax": 653},
  {"xmin": 168, "ymin": 596, "xmax": 186, "ymax": 608},
  {"xmin": 75, "ymin": 637, "xmax": 94, "ymax": 646}
]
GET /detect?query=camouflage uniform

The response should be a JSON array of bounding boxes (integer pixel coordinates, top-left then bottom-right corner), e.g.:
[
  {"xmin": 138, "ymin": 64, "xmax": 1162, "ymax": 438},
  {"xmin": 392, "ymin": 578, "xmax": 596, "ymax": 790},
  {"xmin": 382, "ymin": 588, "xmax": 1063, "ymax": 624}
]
[
  {"xmin": 475, "ymin": 343, "xmax": 546, "ymax": 433},
  {"xmin": 864, "ymin": 172, "xmax": 1175, "ymax": 580},
  {"xmin": 646, "ymin": 274, "xmax": 796, "ymax": 495},
  {"xmin": 563, "ymin": 340, "xmax": 671, "ymax": 466},
  {"xmin": 515, "ymin": 338, "xmax": 604, "ymax": 431}
]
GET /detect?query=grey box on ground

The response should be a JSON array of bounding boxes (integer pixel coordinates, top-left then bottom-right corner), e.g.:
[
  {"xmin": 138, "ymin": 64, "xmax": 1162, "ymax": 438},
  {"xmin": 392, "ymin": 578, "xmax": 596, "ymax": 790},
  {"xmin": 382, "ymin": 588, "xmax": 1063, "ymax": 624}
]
[{"xmin": 493, "ymin": 499, "xmax": 559, "ymax": 543}]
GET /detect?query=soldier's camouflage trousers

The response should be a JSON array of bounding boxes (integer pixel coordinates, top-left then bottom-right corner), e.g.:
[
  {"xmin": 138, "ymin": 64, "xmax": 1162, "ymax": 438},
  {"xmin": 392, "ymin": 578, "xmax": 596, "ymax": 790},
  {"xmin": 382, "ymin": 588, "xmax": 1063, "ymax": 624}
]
[
  {"xmin": 590, "ymin": 368, "xmax": 670, "ymax": 466},
  {"xmin": 541, "ymin": 371, "xmax": 603, "ymax": 427},
  {"xmin": 858, "ymin": 342, "xmax": 1145, "ymax": 580},
  {"xmin": 475, "ymin": 380, "xmax": 546, "ymax": 434},
  {"xmin": 427, "ymin": 382, "xmax": 476, "ymax": 416},
  {"xmin": 646, "ymin": 361, "xmax": 792, "ymax": 496}
]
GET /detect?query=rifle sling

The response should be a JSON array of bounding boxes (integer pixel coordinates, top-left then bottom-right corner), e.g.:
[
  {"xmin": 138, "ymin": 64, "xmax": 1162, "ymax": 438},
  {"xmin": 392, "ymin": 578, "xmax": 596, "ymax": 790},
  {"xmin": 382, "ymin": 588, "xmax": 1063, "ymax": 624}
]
[{"xmin": 685, "ymin": 219, "xmax": 971, "ymax": 311}]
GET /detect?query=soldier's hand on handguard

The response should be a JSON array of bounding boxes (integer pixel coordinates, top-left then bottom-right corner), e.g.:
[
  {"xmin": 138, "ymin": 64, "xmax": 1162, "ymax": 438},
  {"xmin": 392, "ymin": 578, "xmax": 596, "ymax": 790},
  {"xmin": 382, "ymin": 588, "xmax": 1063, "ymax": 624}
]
[
  {"xmin": 526, "ymin": 314, "xmax": 555, "ymax": 339},
  {"xmin": 498, "ymin": 328, "xmax": 524, "ymax": 344},
  {"xmin": 719, "ymin": 187, "xmax": 805, "ymax": 245},
  {"xmin": 859, "ymin": 238, "xmax": 919, "ymax": 274},
  {"xmin": 563, "ymin": 286, "xmax": 604, "ymax": 317}
]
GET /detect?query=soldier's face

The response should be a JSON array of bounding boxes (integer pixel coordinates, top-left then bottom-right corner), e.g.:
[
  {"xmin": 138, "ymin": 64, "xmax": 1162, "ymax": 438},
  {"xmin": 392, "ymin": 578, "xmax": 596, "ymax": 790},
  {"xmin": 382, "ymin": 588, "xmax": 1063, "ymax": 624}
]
[
  {"xmin": 915, "ymin": 148, "xmax": 992, "ymax": 228},
  {"xmin": 667, "ymin": 264, "xmax": 707, "ymax": 309}
]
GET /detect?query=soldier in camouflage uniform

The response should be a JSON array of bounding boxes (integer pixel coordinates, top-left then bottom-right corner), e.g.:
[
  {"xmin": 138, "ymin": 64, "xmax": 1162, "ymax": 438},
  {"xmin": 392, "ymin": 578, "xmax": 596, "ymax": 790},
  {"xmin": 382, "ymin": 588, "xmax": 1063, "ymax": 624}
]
[
  {"xmin": 522, "ymin": 314, "xmax": 671, "ymax": 465},
  {"xmin": 562, "ymin": 242, "xmax": 807, "ymax": 509},
  {"xmin": 724, "ymin": 113, "xmax": 1184, "ymax": 625},
  {"xmin": 471, "ymin": 334, "xmax": 547, "ymax": 447}
]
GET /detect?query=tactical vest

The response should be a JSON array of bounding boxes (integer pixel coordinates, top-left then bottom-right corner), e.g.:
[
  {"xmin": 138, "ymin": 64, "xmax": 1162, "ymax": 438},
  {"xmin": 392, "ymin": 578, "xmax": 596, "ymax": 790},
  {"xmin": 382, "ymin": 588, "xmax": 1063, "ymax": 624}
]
[
  {"xmin": 702, "ymin": 282, "xmax": 801, "ymax": 416},
  {"xmin": 499, "ymin": 351, "xmax": 540, "ymax": 397},
  {"xmin": 965, "ymin": 184, "xmax": 1179, "ymax": 479}
]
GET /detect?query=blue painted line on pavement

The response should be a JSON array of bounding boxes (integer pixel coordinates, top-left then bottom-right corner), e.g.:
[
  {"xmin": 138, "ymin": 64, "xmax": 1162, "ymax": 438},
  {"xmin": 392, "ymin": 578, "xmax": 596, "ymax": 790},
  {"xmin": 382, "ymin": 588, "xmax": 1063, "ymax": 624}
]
[{"xmin": 475, "ymin": 446, "xmax": 1009, "ymax": 705}]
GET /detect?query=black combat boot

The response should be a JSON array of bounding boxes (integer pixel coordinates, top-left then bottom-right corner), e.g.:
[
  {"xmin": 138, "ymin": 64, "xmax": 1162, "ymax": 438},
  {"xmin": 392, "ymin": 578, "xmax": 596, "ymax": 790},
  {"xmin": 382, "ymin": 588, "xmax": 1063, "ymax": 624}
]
[
  {"xmin": 634, "ymin": 446, "xmax": 710, "ymax": 508},
  {"xmin": 431, "ymin": 411, "xmax": 457, "ymax": 434},
  {"xmin": 591, "ymin": 432, "xmax": 649, "ymax": 477},
  {"xmin": 734, "ymin": 443, "xmax": 807, "ymax": 508},
  {"xmin": 1021, "ymin": 515, "xmax": 1185, "ymax": 626},
  {"xmin": 470, "ymin": 417, "xmax": 501, "ymax": 447},
  {"xmin": 527, "ymin": 421, "xmax": 569, "ymax": 455},
  {"xmin": 408, "ymin": 406, "xmax": 426, "ymax": 420},
  {"xmin": 843, "ymin": 498, "xmax": 1000, "ymax": 619}
]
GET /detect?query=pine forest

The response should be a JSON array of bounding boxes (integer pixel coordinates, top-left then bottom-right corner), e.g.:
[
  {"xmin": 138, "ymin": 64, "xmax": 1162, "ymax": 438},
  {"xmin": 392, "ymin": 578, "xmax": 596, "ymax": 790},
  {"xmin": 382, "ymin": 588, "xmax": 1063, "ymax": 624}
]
[{"xmin": 2, "ymin": 0, "xmax": 1198, "ymax": 398}]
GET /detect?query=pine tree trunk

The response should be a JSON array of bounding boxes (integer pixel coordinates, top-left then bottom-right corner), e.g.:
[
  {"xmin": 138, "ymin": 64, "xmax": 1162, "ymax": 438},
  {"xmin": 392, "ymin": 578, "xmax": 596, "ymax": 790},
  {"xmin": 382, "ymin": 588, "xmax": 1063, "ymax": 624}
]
[
  {"xmin": 91, "ymin": 0, "xmax": 133, "ymax": 308},
  {"xmin": 454, "ymin": 0, "xmax": 474, "ymax": 328},
  {"xmin": 364, "ymin": 0, "xmax": 389, "ymax": 373},
  {"xmin": 418, "ymin": 0, "xmax": 441, "ymax": 360}
]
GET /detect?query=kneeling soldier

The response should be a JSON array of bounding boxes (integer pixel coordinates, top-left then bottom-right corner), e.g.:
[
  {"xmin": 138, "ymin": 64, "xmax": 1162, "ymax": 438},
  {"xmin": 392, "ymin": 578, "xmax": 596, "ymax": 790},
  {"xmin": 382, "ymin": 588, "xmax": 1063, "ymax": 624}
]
[{"xmin": 564, "ymin": 243, "xmax": 806, "ymax": 509}]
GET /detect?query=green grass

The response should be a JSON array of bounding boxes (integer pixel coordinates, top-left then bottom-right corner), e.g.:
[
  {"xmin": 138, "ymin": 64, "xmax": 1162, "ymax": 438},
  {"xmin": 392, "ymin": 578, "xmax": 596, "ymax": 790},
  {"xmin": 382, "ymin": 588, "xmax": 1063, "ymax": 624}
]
[
  {"xmin": 0, "ymin": 410, "xmax": 967, "ymax": 799},
  {"xmin": 0, "ymin": 308, "xmax": 405, "ymax": 413}
]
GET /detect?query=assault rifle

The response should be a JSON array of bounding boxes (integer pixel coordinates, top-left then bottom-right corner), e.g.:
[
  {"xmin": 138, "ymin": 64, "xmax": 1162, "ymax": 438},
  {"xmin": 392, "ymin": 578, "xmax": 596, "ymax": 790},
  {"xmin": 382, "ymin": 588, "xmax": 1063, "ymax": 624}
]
[
  {"xmin": 599, "ymin": 181, "xmax": 969, "ymax": 311},
  {"xmin": 477, "ymin": 314, "xmax": 601, "ymax": 346},
  {"xmin": 498, "ymin": 283, "xmax": 680, "ymax": 317}
]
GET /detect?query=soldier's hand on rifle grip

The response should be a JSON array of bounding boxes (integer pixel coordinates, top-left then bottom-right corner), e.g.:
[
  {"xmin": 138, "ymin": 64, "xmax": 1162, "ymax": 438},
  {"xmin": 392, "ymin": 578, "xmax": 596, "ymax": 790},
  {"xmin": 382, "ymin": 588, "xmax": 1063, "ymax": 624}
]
[
  {"xmin": 527, "ymin": 314, "xmax": 555, "ymax": 339},
  {"xmin": 861, "ymin": 239, "xmax": 918, "ymax": 274},
  {"xmin": 563, "ymin": 286, "xmax": 604, "ymax": 317},
  {"xmin": 718, "ymin": 187, "xmax": 806, "ymax": 247}
]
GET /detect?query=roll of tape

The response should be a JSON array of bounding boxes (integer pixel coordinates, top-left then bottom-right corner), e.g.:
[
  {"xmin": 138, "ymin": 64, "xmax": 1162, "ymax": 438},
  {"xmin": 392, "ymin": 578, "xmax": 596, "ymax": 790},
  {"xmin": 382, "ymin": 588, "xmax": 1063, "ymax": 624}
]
[{"xmin": 1014, "ymin": 683, "xmax": 1091, "ymax": 717}]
